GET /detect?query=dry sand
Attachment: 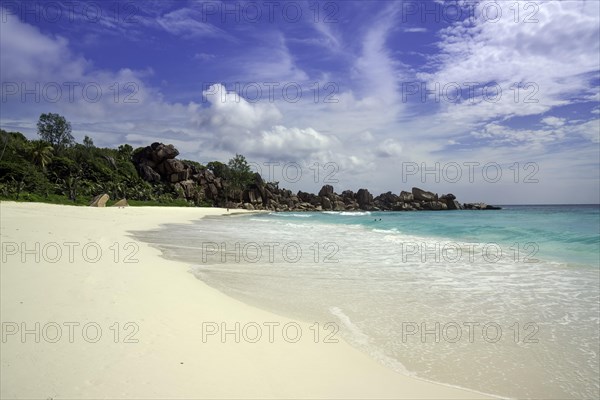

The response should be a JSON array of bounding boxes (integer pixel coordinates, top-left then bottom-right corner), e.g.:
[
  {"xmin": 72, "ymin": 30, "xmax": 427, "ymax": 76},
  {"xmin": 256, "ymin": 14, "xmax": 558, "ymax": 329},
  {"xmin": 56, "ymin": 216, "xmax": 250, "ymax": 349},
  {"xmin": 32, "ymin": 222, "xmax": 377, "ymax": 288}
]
[{"xmin": 0, "ymin": 202, "xmax": 489, "ymax": 399}]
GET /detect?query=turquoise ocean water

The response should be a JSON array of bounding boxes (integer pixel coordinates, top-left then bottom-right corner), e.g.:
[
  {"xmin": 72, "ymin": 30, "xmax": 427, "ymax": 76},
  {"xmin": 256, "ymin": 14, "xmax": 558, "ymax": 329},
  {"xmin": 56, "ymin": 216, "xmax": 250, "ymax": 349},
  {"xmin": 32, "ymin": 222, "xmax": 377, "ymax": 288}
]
[{"xmin": 135, "ymin": 205, "xmax": 599, "ymax": 399}]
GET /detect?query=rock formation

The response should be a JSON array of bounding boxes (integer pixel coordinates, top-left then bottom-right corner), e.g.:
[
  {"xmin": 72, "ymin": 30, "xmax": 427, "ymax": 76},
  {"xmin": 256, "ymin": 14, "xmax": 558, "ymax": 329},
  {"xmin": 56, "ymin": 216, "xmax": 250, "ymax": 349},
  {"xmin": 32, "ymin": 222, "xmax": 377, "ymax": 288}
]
[
  {"xmin": 89, "ymin": 193, "xmax": 109, "ymax": 207},
  {"xmin": 463, "ymin": 203, "xmax": 502, "ymax": 210},
  {"xmin": 112, "ymin": 198, "xmax": 128, "ymax": 207},
  {"xmin": 126, "ymin": 142, "xmax": 501, "ymax": 211}
]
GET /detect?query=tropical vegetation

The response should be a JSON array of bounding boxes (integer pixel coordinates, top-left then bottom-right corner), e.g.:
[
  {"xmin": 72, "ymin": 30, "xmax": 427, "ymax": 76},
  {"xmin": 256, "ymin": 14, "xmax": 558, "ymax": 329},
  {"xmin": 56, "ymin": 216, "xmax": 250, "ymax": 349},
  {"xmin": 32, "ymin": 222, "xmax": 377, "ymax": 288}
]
[{"xmin": 0, "ymin": 113, "xmax": 254, "ymax": 206}]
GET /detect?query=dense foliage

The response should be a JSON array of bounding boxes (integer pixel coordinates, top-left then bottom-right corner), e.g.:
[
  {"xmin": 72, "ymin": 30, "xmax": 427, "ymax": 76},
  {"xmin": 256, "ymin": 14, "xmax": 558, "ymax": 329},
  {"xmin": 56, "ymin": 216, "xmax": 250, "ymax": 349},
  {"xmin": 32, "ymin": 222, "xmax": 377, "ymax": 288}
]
[{"xmin": 0, "ymin": 114, "xmax": 251, "ymax": 207}]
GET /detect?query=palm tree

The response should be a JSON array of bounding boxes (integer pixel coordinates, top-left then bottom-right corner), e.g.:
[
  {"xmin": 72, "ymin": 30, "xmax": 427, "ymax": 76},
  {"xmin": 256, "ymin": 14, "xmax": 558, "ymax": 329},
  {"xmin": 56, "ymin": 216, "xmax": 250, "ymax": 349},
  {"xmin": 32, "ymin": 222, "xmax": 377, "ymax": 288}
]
[{"xmin": 29, "ymin": 140, "xmax": 54, "ymax": 171}]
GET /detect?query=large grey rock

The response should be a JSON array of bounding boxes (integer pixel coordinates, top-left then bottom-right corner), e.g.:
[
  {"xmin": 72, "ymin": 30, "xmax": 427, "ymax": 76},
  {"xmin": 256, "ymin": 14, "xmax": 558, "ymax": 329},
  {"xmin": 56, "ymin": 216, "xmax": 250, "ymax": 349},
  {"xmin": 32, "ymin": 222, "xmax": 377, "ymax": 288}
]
[
  {"xmin": 423, "ymin": 201, "xmax": 447, "ymax": 211},
  {"xmin": 208, "ymin": 183, "xmax": 218, "ymax": 197},
  {"xmin": 162, "ymin": 159, "xmax": 185, "ymax": 175},
  {"xmin": 254, "ymin": 173, "xmax": 266, "ymax": 201},
  {"xmin": 485, "ymin": 205, "xmax": 502, "ymax": 210},
  {"xmin": 214, "ymin": 177, "xmax": 222, "ymax": 190},
  {"xmin": 412, "ymin": 187, "xmax": 436, "ymax": 202},
  {"xmin": 310, "ymin": 196, "xmax": 322, "ymax": 206},
  {"xmin": 341, "ymin": 190, "xmax": 355, "ymax": 204},
  {"xmin": 399, "ymin": 191, "xmax": 414, "ymax": 203},
  {"xmin": 111, "ymin": 198, "xmax": 128, "ymax": 207},
  {"xmin": 318, "ymin": 185, "xmax": 335, "ymax": 198},
  {"xmin": 449, "ymin": 200, "xmax": 462, "ymax": 210},
  {"xmin": 297, "ymin": 191, "xmax": 312, "ymax": 202},
  {"xmin": 89, "ymin": 193, "xmax": 109, "ymax": 207},
  {"xmin": 464, "ymin": 202, "xmax": 500, "ymax": 210},
  {"xmin": 441, "ymin": 193, "xmax": 456, "ymax": 201},
  {"xmin": 243, "ymin": 188, "xmax": 264, "ymax": 205},
  {"xmin": 356, "ymin": 188, "xmax": 373, "ymax": 209},
  {"xmin": 374, "ymin": 191, "xmax": 398, "ymax": 209},
  {"xmin": 140, "ymin": 165, "xmax": 161, "ymax": 183},
  {"xmin": 334, "ymin": 201, "xmax": 346, "ymax": 211},
  {"xmin": 440, "ymin": 193, "xmax": 458, "ymax": 210},
  {"xmin": 178, "ymin": 180, "xmax": 196, "ymax": 198},
  {"xmin": 204, "ymin": 169, "xmax": 215, "ymax": 183},
  {"xmin": 151, "ymin": 143, "xmax": 179, "ymax": 163},
  {"xmin": 170, "ymin": 170, "xmax": 190, "ymax": 183}
]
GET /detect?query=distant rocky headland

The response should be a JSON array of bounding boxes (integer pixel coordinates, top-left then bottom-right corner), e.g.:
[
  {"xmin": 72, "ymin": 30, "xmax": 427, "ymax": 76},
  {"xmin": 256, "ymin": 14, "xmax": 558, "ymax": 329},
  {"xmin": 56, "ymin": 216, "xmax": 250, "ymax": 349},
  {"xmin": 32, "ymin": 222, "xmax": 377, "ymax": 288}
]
[{"xmin": 131, "ymin": 142, "xmax": 501, "ymax": 212}]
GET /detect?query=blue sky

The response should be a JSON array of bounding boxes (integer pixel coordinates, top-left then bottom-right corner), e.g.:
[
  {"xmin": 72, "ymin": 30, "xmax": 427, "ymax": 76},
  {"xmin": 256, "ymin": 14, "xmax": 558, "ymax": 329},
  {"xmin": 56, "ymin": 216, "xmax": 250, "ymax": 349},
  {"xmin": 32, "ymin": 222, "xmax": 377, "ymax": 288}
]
[{"xmin": 1, "ymin": 0, "xmax": 599, "ymax": 203}]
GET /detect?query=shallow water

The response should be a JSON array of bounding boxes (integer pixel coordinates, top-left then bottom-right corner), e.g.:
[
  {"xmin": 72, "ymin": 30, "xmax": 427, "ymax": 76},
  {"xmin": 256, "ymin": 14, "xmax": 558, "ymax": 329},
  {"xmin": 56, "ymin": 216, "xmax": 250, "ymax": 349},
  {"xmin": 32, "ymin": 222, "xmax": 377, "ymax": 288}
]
[{"xmin": 134, "ymin": 205, "xmax": 600, "ymax": 399}]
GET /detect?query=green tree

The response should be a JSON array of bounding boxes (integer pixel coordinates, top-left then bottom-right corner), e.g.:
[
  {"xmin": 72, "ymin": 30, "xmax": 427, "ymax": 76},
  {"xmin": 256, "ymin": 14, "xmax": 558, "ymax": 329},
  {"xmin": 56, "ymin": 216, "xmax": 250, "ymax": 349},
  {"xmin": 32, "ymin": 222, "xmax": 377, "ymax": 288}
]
[
  {"xmin": 118, "ymin": 144, "xmax": 133, "ymax": 161},
  {"xmin": 0, "ymin": 131, "xmax": 9, "ymax": 162},
  {"xmin": 206, "ymin": 161, "xmax": 229, "ymax": 178},
  {"xmin": 0, "ymin": 130, "xmax": 27, "ymax": 163},
  {"xmin": 83, "ymin": 135, "xmax": 94, "ymax": 148},
  {"xmin": 36, "ymin": 113, "xmax": 74, "ymax": 151},
  {"xmin": 227, "ymin": 154, "xmax": 254, "ymax": 201},
  {"xmin": 29, "ymin": 140, "xmax": 54, "ymax": 171}
]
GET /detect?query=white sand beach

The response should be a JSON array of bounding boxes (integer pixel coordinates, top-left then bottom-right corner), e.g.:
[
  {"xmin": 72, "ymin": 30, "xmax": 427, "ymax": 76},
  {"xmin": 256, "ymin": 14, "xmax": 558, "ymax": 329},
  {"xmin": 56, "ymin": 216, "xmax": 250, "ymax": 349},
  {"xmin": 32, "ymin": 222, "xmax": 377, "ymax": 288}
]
[{"xmin": 0, "ymin": 202, "xmax": 489, "ymax": 399}]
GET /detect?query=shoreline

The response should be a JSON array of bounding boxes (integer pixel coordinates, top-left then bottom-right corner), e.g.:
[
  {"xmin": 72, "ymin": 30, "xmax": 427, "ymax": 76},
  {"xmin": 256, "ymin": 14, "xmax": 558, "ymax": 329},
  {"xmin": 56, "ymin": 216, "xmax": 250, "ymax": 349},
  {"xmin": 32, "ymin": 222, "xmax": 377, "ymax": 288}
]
[{"xmin": 1, "ymin": 201, "xmax": 490, "ymax": 399}]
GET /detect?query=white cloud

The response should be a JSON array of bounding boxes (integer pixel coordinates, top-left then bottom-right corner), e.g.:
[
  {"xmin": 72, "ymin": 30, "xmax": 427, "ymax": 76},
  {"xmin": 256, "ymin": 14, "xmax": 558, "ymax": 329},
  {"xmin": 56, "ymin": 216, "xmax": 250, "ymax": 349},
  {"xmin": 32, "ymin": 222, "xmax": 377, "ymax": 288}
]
[
  {"xmin": 156, "ymin": 8, "xmax": 226, "ymax": 38},
  {"xmin": 352, "ymin": 3, "xmax": 406, "ymax": 109},
  {"xmin": 312, "ymin": 19, "xmax": 343, "ymax": 51},
  {"xmin": 375, "ymin": 138, "xmax": 403, "ymax": 158},
  {"xmin": 243, "ymin": 126, "xmax": 335, "ymax": 159},
  {"xmin": 541, "ymin": 116, "xmax": 566, "ymax": 127},
  {"xmin": 0, "ymin": 12, "xmax": 200, "ymax": 148},
  {"xmin": 569, "ymin": 119, "xmax": 600, "ymax": 143},
  {"xmin": 193, "ymin": 53, "xmax": 216, "ymax": 61},
  {"xmin": 421, "ymin": 0, "xmax": 600, "ymax": 125},
  {"xmin": 230, "ymin": 32, "xmax": 308, "ymax": 83},
  {"xmin": 472, "ymin": 123, "xmax": 564, "ymax": 147},
  {"xmin": 0, "ymin": 14, "xmax": 85, "ymax": 82},
  {"xmin": 199, "ymin": 84, "xmax": 282, "ymax": 131},
  {"xmin": 472, "ymin": 118, "xmax": 599, "ymax": 147}
]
